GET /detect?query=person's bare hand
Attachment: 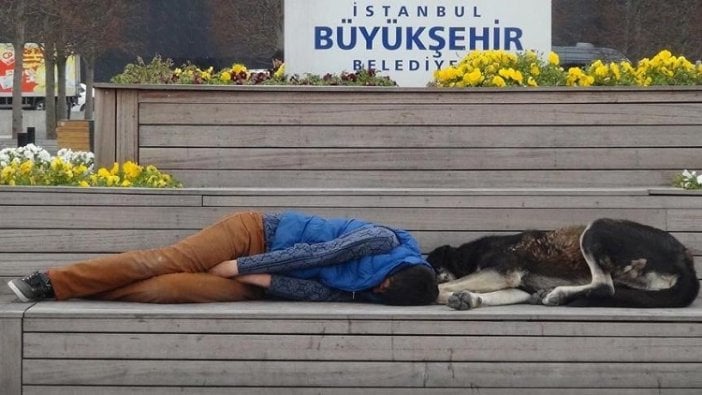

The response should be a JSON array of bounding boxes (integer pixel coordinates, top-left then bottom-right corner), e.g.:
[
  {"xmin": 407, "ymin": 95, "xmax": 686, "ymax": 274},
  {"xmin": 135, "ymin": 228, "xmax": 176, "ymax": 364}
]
[
  {"xmin": 208, "ymin": 259, "xmax": 239, "ymax": 278},
  {"xmin": 237, "ymin": 274, "xmax": 272, "ymax": 288}
]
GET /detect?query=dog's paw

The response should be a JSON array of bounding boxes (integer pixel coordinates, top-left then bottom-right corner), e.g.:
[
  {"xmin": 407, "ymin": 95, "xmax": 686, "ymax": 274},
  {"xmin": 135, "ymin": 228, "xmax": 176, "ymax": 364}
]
[
  {"xmin": 542, "ymin": 287, "xmax": 568, "ymax": 306},
  {"xmin": 447, "ymin": 291, "xmax": 482, "ymax": 310},
  {"xmin": 529, "ymin": 289, "xmax": 551, "ymax": 305}
]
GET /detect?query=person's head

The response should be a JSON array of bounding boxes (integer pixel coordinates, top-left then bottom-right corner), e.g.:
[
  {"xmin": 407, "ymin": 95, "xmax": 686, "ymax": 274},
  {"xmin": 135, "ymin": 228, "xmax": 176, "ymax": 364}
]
[{"xmin": 373, "ymin": 264, "xmax": 438, "ymax": 305}]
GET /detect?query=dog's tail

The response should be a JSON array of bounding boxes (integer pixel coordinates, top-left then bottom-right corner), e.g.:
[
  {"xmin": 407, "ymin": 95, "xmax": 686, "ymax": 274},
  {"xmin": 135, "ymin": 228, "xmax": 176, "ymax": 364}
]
[{"xmin": 570, "ymin": 255, "xmax": 700, "ymax": 308}]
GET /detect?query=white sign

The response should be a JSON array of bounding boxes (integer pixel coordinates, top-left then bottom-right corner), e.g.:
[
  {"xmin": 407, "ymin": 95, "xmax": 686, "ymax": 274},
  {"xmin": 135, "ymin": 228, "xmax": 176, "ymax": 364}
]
[{"xmin": 285, "ymin": 0, "xmax": 552, "ymax": 86}]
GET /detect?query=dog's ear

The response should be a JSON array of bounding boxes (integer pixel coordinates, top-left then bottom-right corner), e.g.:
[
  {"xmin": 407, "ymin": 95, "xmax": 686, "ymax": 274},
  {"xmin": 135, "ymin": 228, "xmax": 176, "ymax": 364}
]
[{"xmin": 427, "ymin": 245, "xmax": 454, "ymax": 268}]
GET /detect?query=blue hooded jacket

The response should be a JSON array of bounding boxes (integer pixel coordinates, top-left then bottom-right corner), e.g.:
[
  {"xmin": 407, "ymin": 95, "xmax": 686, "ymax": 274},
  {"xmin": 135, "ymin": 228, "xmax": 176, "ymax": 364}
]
[{"xmin": 268, "ymin": 211, "xmax": 428, "ymax": 292}]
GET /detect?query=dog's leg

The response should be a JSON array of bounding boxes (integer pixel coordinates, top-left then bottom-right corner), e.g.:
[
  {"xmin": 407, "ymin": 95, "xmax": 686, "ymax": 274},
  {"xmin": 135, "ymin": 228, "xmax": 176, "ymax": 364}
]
[
  {"xmin": 437, "ymin": 270, "xmax": 522, "ymax": 304},
  {"xmin": 448, "ymin": 288, "xmax": 532, "ymax": 310},
  {"xmin": 541, "ymin": 222, "xmax": 615, "ymax": 306}
]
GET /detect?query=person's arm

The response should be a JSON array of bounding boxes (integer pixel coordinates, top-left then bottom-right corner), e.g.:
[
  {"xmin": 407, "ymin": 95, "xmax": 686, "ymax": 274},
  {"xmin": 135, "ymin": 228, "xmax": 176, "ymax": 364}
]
[
  {"xmin": 210, "ymin": 224, "xmax": 399, "ymax": 277},
  {"xmin": 237, "ymin": 273, "xmax": 356, "ymax": 302}
]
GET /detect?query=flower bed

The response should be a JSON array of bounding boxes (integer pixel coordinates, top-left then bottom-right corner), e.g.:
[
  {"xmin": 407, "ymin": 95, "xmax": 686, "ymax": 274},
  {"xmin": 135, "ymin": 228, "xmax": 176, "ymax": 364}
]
[
  {"xmin": 111, "ymin": 50, "xmax": 702, "ymax": 88},
  {"xmin": 0, "ymin": 144, "xmax": 181, "ymax": 188},
  {"xmin": 432, "ymin": 50, "xmax": 702, "ymax": 87}
]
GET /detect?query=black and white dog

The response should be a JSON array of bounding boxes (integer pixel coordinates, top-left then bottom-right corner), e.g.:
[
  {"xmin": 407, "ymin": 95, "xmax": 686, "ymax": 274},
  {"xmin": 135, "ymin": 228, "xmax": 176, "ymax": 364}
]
[{"xmin": 427, "ymin": 218, "xmax": 699, "ymax": 310}]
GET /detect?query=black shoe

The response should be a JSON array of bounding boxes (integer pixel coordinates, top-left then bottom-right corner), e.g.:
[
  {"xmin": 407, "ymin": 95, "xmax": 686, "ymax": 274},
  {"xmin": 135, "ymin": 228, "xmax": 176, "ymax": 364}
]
[{"xmin": 7, "ymin": 272, "xmax": 55, "ymax": 302}]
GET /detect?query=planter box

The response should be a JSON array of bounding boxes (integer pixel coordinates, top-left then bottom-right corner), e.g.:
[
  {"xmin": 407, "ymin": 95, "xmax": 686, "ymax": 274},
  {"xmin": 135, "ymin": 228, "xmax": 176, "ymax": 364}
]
[
  {"xmin": 56, "ymin": 119, "xmax": 94, "ymax": 152},
  {"xmin": 93, "ymin": 84, "xmax": 702, "ymax": 188}
]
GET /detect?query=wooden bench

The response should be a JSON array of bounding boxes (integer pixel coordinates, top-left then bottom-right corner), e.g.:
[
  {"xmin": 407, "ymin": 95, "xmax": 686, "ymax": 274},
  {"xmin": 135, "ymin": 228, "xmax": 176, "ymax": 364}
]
[
  {"xmin": 1, "ymin": 187, "xmax": 701, "ymax": 394},
  {"xmin": 1, "ymin": 85, "xmax": 701, "ymax": 393}
]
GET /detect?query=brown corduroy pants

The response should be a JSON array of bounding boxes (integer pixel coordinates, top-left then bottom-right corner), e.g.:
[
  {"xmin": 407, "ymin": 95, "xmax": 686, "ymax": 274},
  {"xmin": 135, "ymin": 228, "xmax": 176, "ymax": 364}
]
[{"xmin": 47, "ymin": 211, "xmax": 266, "ymax": 303}]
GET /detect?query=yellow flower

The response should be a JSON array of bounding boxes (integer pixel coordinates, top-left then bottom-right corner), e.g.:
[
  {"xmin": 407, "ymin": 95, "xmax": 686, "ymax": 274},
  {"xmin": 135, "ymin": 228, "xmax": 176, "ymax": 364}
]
[
  {"xmin": 121, "ymin": 179, "xmax": 133, "ymax": 187},
  {"xmin": 79, "ymin": 181, "xmax": 90, "ymax": 187},
  {"xmin": 231, "ymin": 63, "xmax": 248, "ymax": 75},
  {"xmin": 491, "ymin": 76, "xmax": 506, "ymax": 87},
  {"xmin": 530, "ymin": 63, "xmax": 541, "ymax": 76},
  {"xmin": 527, "ymin": 76, "xmax": 538, "ymax": 87},
  {"xmin": 75, "ymin": 164, "xmax": 88, "ymax": 176},
  {"xmin": 50, "ymin": 157, "xmax": 64, "ymax": 171},
  {"xmin": 463, "ymin": 68, "xmax": 484, "ymax": 86},
  {"xmin": 110, "ymin": 162, "xmax": 120, "ymax": 175},
  {"xmin": 1, "ymin": 166, "xmax": 15, "ymax": 179},
  {"xmin": 97, "ymin": 168, "xmax": 111, "ymax": 178},
  {"xmin": 657, "ymin": 50, "xmax": 672, "ymax": 61},
  {"xmin": 498, "ymin": 68, "xmax": 523, "ymax": 84},
  {"xmin": 122, "ymin": 161, "xmax": 142, "ymax": 180},
  {"xmin": 20, "ymin": 160, "xmax": 34, "ymax": 175},
  {"xmin": 548, "ymin": 52, "xmax": 560, "ymax": 66},
  {"xmin": 595, "ymin": 64, "xmax": 609, "ymax": 78},
  {"xmin": 610, "ymin": 63, "xmax": 621, "ymax": 80},
  {"xmin": 273, "ymin": 64, "xmax": 285, "ymax": 79},
  {"xmin": 220, "ymin": 71, "xmax": 232, "ymax": 82}
]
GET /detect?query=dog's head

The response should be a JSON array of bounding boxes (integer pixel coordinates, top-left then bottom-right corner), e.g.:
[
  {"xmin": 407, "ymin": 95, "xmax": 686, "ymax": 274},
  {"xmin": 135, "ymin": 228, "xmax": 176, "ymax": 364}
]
[
  {"xmin": 427, "ymin": 238, "xmax": 501, "ymax": 283},
  {"xmin": 427, "ymin": 245, "xmax": 462, "ymax": 283}
]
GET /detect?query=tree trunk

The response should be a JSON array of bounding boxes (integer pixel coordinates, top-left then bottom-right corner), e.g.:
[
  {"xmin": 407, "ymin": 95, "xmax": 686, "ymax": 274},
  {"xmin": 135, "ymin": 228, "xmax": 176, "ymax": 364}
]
[
  {"xmin": 44, "ymin": 41, "xmax": 57, "ymax": 140},
  {"xmin": 84, "ymin": 55, "xmax": 96, "ymax": 120},
  {"xmin": 56, "ymin": 49, "xmax": 68, "ymax": 121},
  {"xmin": 11, "ymin": 24, "xmax": 25, "ymax": 139}
]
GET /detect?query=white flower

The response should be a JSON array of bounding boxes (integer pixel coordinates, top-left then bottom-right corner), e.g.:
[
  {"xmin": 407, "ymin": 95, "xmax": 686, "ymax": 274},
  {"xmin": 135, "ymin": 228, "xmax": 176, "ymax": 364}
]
[
  {"xmin": 38, "ymin": 150, "xmax": 51, "ymax": 163},
  {"xmin": 682, "ymin": 169, "xmax": 693, "ymax": 178},
  {"xmin": 697, "ymin": 175, "xmax": 702, "ymax": 185}
]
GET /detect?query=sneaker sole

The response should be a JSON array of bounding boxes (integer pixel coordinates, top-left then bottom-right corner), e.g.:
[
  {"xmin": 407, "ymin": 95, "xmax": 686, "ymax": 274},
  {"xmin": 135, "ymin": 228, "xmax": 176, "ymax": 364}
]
[{"xmin": 7, "ymin": 280, "xmax": 32, "ymax": 302}]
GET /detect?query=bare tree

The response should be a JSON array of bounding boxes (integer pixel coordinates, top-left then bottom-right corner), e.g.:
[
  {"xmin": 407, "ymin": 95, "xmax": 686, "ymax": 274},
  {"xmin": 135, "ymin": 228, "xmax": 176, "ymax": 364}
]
[
  {"xmin": 0, "ymin": 0, "xmax": 35, "ymax": 138},
  {"xmin": 70, "ymin": 0, "xmax": 140, "ymax": 120},
  {"xmin": 209, "ymin": 0, "xmax": 284, "ymax": 67},
  {"xmin": 553, "ymin": 0, "xmax": 702, "ymax": 61},
  {"xmin": 39, "ymin": 0, "xmax": 82, "ymax": 137}
]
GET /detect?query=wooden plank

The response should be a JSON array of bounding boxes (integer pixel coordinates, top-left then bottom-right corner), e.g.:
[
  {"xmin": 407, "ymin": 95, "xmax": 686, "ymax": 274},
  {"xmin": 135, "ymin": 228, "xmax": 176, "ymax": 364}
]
[
  {"xmin": 132, "ymin": 85, "xmax": 702, "ymax": 104},
  {"xmin": 22, "ymin": 300, "xmax": 702, "ymax": 322},
  {"xmin": 24, "ymin": 386, "xmax": 702, "ymax": 395},
  {"xmin": 0, "ymin": 254, "xmax": 110, "ymax": 275},
  {"xmin": 168, "ymin": 169, "xmax": 678, "ymax": 188},
  {"xmin": 0, "ymin": 229, "xmax": 197, "ymax": 253},
  {"xmin": 56, "ymin": 130, "xmax": 91, "ymax": 151},
  {"xmin": 139, "ymin": 124, "xmax": 702, "ymax": 148},
  {"xmin": 0, "ymin": 232, "xmax": 698, "ymax": 263},
  {"xmin": 0, "ymin": 206, "xmax": 668, "ymax": 230},
  {"xmin": 116, "ymin": 89, "xmax": 139, "ymax": 163},
  {"xmin": 139, "ymin": 147, "xmax": 702, "ymax": 171},
  {"xmin": 23, "ymin": 317, "xmax": 702, "ymax": 337},
  {"xmin": 0, "ymin": 191, "xmax": 202, "ymax": 206},
  {"xmin": 21, "ymin": 360, "xmax": 702, "ymax": 387},
  {"xmin": 94, "ymin": 88, "xmax": 116, "ymax": 168},
  {"xmin": 202, "ymin": 194, "xmax": 702, "ymax": 209},
  {"xmin": 668, "ymin": 210, "xmax": 702, "ymax": 232},
  {"xmin": 139, "ymin": 102, "xmax": 702, "ymax": 126},
  {"xmin": 0, "ymin": 302, "xmax": 30, "ymax": 395},
  {"xmin": 24, "ymin": 333, "xmax": 702, "ymax": 362}
]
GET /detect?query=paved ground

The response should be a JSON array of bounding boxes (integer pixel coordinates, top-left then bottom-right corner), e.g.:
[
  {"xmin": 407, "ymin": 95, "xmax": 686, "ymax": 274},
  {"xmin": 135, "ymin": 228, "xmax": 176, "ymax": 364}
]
[{"xmin": 0, "ymin": 109, "xmax": 84, "ymax": 153}]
